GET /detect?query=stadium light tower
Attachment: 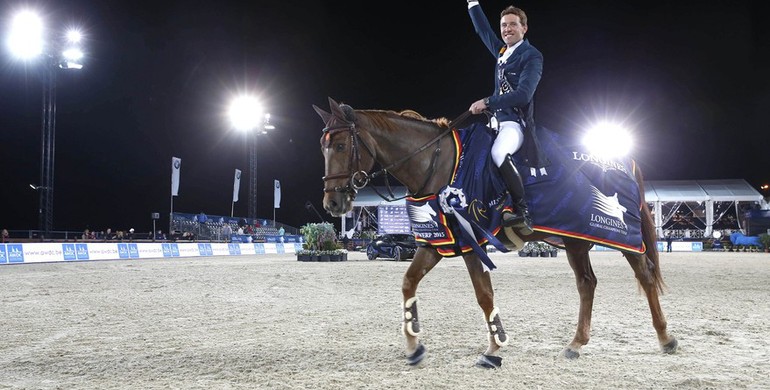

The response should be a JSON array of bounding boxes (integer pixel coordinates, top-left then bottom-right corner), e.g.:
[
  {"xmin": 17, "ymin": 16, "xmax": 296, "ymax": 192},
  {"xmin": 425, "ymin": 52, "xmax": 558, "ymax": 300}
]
[
  {"xmin": 6, "ymin": 10, "xmax": 85, "ymax": 237},
  {"xmin": 228, "ymin": 95, "xmax": 275, "ymax": 221}
]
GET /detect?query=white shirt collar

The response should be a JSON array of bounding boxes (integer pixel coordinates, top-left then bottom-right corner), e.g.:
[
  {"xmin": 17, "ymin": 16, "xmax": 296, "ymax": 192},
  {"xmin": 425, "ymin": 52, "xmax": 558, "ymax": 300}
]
[{"xmin": 498, "ymin": 39, "xmax": 524, "ymax": 64}]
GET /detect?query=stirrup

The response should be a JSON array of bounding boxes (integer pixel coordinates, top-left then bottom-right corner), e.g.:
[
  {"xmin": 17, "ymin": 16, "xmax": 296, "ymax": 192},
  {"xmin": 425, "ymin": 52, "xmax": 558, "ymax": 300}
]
[{"xmin": 503, "ymin": 211, "xmax": 533, "ymax": 235}]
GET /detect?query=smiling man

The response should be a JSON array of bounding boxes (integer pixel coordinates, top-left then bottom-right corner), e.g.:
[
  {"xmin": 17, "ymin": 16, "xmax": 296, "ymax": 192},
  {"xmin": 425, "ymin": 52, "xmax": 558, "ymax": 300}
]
[{"xmin": 466, "ymin": 1, "xmax": 545, "ymax": 235}]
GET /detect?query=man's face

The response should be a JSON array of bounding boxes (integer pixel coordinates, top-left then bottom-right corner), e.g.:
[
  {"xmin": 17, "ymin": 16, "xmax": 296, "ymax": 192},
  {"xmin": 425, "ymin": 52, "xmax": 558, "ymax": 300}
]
[{"xmin": 500, "ymin": 14, "xmax": 527, "ymax": 47}]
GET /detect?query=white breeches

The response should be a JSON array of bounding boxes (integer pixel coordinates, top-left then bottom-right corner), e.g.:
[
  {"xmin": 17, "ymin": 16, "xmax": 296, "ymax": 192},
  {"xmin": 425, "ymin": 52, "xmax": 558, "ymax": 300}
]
[{"xmin": 490, "ymin": 120, "xmax": 524, "ymax": 167}]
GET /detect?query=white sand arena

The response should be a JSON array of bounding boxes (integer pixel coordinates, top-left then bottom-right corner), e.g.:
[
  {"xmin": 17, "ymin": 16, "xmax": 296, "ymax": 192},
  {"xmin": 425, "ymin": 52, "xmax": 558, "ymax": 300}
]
[{"xmin": 1, "ymin": 251, "xmax": 768, "ymax": 389}]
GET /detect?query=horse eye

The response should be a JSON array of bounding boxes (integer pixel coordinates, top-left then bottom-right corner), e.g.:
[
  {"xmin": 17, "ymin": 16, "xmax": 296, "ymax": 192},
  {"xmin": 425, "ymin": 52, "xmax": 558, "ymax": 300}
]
[{"xmin": 335, "ymin": 143, "xmax": 345, "ymax": 152}]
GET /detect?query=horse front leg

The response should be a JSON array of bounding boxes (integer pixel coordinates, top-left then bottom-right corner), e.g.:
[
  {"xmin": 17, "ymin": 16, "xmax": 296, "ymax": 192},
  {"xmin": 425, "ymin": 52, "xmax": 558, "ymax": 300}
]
[
  {"xmin": 402, "ymin": 247, "xmax": 442, "ymax": 366},
  {"xmin": 462, "ymin": 254, "xmax": 509, "ymax": 369},
  {"xmin": 562, "ymin": 239, "xmax": 597, "ymax": 359}
]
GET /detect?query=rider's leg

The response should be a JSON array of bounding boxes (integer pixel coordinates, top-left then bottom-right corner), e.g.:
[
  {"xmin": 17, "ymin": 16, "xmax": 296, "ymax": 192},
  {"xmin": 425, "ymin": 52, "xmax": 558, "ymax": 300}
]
[{"xmin": 491, "ymin": 123, "xmax": 533, "ymax": 234}]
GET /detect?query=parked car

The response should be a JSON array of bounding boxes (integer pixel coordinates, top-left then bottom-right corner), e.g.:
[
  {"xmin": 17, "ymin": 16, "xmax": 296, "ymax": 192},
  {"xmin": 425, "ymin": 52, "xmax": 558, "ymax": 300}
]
[{"xmin": 366, "ymin": 233, "xmax": 418, "ymax": 261}]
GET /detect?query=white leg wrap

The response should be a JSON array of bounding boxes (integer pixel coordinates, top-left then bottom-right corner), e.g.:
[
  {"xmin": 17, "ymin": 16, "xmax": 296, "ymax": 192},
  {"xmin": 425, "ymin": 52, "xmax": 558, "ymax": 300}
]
[
  {"xmin": 402, "ymin": 297, "xmax": 420, "ymax": 337},
  {"xmin": 487, "ymin": 306, "xmax": 509, "ymax": 347}
]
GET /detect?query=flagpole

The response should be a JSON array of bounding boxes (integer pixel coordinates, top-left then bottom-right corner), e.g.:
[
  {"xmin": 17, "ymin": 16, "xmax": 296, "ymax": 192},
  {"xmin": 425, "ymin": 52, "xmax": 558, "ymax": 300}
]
[
  {"xmin": 169, "ymin": 195, "xmax": 173, "ymax": 236},
  {"xmin": 231, "ymin": 202, "xmax": 234, "ymax": 218}
]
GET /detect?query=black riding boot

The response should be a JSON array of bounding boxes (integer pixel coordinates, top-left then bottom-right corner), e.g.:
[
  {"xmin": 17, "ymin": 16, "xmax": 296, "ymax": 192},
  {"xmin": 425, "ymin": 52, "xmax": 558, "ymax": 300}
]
[{"xmin": 499, "ymin": 155, "xmax": 533, "ymax": 235}]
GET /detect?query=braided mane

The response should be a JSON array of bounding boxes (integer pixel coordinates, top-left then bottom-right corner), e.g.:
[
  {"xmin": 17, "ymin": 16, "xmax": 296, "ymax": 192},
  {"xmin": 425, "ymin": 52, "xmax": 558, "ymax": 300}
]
[{"xmin": 357, "ymin": 109, "xmax": 450, "ymax": 134}]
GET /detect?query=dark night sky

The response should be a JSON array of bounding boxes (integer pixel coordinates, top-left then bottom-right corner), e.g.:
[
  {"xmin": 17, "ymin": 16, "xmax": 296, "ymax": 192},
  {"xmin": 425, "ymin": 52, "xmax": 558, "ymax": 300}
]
[{"xmin": 1, "ymin": 0, "xmax": 768, "ymax": 234}]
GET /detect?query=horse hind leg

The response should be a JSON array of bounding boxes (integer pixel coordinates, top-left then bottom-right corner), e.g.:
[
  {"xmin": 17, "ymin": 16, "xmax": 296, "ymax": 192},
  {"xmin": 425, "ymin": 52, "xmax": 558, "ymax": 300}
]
[
  {"xmin": 562, "ymin": 239, "xmax": 597, "ymax": 359},
  {"xmin": 622, "ymin": 251, "xmax": 678, "ymax": 354}
]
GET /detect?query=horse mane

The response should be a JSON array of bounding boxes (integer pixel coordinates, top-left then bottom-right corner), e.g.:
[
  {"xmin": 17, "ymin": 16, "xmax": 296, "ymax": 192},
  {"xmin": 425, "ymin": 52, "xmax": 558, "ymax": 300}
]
[{"xmin": 357, "ymin": 109, "xmax": 450, "ymax": 133}]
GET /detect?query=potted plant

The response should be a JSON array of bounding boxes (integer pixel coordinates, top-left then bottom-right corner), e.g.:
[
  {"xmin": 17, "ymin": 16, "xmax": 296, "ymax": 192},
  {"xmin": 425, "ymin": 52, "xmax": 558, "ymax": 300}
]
[
  {"xmin": 759, "ymin": 233, "xmax": 770, "ymax": 253},
  {"xmin": 519, "ymin": 241, "xmax": 533, "ymax": 257},
  {"xmin": 298, "ymin": 222, "xmax": 347, "ymax": 262}
]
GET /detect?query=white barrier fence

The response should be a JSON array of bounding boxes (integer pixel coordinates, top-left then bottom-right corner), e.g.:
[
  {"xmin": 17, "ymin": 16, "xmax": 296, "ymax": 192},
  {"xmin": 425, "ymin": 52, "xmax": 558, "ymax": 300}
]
[
  {"xmin": 0, "ymin": 242, "xmax": 304, "ymax": 265},
  {"xmin": 591, "ymin": 241, "xmax": 703, "ymax": 252}
]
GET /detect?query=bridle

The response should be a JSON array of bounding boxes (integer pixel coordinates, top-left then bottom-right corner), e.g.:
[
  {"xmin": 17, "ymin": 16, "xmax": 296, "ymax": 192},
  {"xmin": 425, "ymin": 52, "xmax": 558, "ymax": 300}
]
[{"xmin": 321, "ymin": 110, "xmax": 472, "ymax": 202}]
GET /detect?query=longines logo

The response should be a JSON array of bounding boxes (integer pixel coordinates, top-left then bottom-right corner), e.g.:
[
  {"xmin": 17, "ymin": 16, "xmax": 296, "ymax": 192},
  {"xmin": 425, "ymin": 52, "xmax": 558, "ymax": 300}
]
[
  {"xmin": 588, "ymin": 185, "xmax": 628, "ymax": 235},
  {"xmin": 572, "ymin": 151, "xmax": 628, "ymax": 174}
]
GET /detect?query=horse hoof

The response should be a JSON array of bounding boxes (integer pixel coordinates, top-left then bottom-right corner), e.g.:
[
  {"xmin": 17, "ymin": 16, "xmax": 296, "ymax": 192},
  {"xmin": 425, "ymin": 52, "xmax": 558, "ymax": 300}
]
[
  {"xmin": 662, "ymin": 338, "xmax": 678, "ymax": 354},
  {"xmin": 561, "ymin": 347, "xmax": 580, "ymax": 359},
  {"xmin": 407, "ymin": 343, "xmax": 426, "ymax": 366},
  {"xmin": 475, "ymin": 354, "xmax": 502, "ymax": 369}
]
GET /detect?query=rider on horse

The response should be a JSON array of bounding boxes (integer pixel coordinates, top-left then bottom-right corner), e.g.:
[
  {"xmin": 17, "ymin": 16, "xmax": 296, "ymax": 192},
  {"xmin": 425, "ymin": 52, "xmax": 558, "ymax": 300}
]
[{"xmin": 466, "ymin": 1, "xmax": 549, "ymax": 234}]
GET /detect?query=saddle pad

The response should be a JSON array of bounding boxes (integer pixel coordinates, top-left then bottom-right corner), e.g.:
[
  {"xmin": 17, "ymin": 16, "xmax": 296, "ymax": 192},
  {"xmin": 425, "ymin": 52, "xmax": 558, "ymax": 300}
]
[{"xmin": 407, "ymin": 123, "xmax": 645, "ymax": 267}]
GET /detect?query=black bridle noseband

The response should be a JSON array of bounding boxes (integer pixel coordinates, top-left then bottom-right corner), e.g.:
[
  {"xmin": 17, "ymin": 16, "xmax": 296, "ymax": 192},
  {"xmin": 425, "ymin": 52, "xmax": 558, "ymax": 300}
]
[{"xmin": 321, "ymin": 110, "xmax": 472, "ymax": 202}]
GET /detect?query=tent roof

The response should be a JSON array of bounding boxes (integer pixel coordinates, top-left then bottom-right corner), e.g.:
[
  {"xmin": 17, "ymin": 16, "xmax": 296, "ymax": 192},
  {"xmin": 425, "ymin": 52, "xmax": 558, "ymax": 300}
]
[
  {"xmin": 645, "ymin": 179, "xmax": 762, "ymax": 203},
  {"xmin": 351, "ymin": 186, "xmax": 407, "ymax": 206}
]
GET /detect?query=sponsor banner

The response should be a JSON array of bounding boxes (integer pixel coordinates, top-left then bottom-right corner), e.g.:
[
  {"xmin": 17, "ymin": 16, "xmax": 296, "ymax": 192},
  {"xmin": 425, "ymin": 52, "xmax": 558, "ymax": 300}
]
[
  {"xmin": 85, "ymin": 243, "xmax": 120, "ymax": 260},
  {"xmin": 161, "ymin": 243, "xmax": 181, "ymax": 257},
  {"xmin": 0, "ymin": 242, "xmax": 311, "ymax": 265},
  {"xmin": 171, "ymin": 157, "xmax": 181, "ymax": 196},
  {"xmin": 592, "ymin": 242, "xmax": 703, "ymax": 252},
  {"xmin": 210, "ymin": 243, "xmax": 230, "ymax": 256},
  {"xmin": 136, "ymin": 243, "xmax": 165, "ymax": 259},
  {"xmin": 178, "ymin": 244, "xmax": 202, "ymax": 257},
  {"xmin": 238, "ymin": 243, "xmax": 256, "ymax": 255},
  {"xmin": 15, "ymin": 243, "xmax": 65, "ymax": 263},
  {"xmin": 262, "ymin": 243, "xmax": 278, "ymax": 254}
]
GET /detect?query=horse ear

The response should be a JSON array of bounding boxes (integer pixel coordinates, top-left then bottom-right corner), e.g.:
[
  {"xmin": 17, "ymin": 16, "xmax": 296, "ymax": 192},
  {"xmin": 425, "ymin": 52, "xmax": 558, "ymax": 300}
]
[
  {"xmin": 328, "ymin": 97, "xmax": 355, "ymax": 122},
  {"xmin": 313, "ymin": 104, "xmax": 332, "ymax": 124},
  {"xmin": 340, "ymin": 104, "xmax": 355, "ymax": 122}
]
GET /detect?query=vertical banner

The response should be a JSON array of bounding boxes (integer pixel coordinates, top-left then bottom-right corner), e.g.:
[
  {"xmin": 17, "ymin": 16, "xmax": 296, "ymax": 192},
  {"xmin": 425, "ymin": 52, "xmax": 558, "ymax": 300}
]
[
  {"xmin": 233, "ymin": 169, "xmax": 241, "ymax": 202},
  {"xmin": 274, "ymin": 180, "xmax": 281, "ymax": 208},
  {"xmin": 171, "ymin": 157, "xmax": 181, "ymax": 196}
]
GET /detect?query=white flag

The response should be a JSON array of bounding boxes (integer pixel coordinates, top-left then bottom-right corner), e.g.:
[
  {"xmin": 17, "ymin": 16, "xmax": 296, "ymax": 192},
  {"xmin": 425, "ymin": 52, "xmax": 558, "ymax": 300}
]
[
  {"xmin": 171, "ymin": 157, "xmax": 181, "ymax": 196},
  {"xmin": 274, "ymin": 180, "xmax": 281, "ymax": 209},
  {"xmin": 233, "ymin": 169, "xmax": 241, "ymax": 202}
]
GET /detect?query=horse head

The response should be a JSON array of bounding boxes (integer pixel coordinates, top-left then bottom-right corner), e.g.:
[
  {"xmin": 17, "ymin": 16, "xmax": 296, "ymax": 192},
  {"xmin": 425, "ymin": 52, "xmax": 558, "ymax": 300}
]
[{"xmin": 313, "ymin": 97, "xmax": 377, "ymax": 217}]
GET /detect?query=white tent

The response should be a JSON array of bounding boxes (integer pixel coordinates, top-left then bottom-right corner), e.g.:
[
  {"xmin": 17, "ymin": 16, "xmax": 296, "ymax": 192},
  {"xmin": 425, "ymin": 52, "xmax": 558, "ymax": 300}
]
[{"xmin": 645, "ymin": 179, "xmax": 762, "ymax": 237}]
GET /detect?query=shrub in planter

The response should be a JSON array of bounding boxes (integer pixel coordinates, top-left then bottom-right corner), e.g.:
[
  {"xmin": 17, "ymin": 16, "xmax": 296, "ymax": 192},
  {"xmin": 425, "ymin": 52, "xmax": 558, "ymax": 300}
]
[
  {"xmin": 299, "ymin": 222, "xmax": 347, "ymax": 261},
  {"xmin": 759, "ymin": 233, "xmax": 770, "ymax": 252}
]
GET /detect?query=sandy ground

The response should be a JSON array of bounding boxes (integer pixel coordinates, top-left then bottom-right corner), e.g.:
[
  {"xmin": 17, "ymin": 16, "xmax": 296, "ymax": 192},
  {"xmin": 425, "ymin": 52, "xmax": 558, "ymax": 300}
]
[{"xmin": 1, "ymin": 250, "xmax": 769, "ymax": 389}]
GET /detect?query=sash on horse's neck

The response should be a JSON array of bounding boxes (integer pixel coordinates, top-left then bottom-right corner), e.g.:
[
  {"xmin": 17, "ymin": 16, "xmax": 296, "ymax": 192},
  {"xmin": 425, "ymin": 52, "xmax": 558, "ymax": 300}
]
[{"xmin": 407, "ymin": 123, "xmax": 509, "ymax": 271}]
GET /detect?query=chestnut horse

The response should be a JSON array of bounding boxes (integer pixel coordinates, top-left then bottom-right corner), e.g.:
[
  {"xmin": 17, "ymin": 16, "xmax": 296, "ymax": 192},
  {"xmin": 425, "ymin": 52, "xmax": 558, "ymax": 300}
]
[{"xmin": 313, "ymin": 97, "xmax": 677, "ymax": 368}]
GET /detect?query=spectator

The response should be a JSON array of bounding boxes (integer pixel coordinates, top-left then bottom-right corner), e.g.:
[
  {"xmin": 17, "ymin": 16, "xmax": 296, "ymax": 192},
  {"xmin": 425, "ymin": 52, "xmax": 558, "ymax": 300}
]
[
  {"xmin": 222, "ymin": 224, "xmax": 233, "ymax": 242},
  {"xmin": 666, "ymin": 232, "xmax": 673, "ymax": 253},
  {"xmin": 1, "ymin": 228, "xmax": 9, "ymax": 243},
  {"xmin": 278, "ymin": 226, "xmax": 285, "ymax": 236}
]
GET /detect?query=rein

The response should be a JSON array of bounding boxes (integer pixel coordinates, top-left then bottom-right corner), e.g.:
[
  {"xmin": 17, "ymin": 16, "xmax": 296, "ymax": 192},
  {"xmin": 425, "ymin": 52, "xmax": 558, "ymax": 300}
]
[{"xmin": 322, "ymin": 110, "xmax": 473, "ymax": 202}]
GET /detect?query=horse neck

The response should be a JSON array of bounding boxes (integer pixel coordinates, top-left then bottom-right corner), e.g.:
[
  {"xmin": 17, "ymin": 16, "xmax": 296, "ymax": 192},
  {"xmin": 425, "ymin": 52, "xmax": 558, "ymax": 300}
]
[{"xmin": 358, "ymin": 112, "xmax": 454, "ymax": 196}]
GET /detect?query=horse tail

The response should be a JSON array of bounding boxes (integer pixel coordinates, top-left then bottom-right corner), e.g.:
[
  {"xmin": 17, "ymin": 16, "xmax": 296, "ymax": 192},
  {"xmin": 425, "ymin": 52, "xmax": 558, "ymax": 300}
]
[{"xmin": 635, "ymin": 163, "xmax": 667, "ymax": 295}]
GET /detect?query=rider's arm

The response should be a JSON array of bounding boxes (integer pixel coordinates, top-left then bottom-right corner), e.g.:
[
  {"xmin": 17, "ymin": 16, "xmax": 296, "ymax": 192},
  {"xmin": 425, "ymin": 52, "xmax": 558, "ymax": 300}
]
[{"xmin": 467, "ymin": 1, "xmax": 504, "ymax": 58}]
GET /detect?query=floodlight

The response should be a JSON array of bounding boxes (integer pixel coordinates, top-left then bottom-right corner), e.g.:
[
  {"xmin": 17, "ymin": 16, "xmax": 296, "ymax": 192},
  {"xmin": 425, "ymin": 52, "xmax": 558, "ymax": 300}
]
[
  {"xmin": 65, "ymin": 29, "xmax": 82, "ymax": 43},
  {"xmin": 264, "ymin": 114, "xmax": 275, "ymax": 130},
  {"xmin": 229, "ymin": 95, "xmax": 263, "ymax": 131},
  {"xmin": 582, "ymin": 122, "xmax": 633, "ymax": 157},
  {"xmin": 62, "ymin": 48, "xmax": 83, "ymax": 61},
  {"xmin": 7, "ymin": 10, "xmax": 44, "ymax": 59}
]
